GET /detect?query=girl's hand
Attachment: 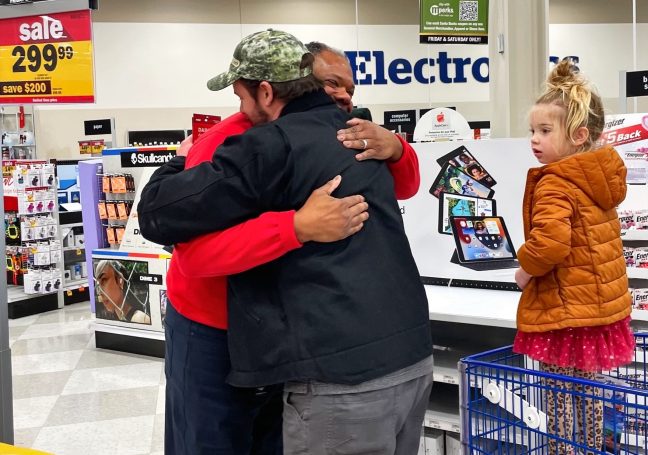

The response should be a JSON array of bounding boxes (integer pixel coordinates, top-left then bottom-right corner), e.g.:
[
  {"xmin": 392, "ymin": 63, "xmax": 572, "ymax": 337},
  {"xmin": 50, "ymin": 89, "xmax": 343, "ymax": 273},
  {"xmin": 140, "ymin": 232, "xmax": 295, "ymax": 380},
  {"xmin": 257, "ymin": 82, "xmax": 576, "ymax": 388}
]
[{"xmin": 515, "ymin": 268, "xmax": 532, "ymax": 290}]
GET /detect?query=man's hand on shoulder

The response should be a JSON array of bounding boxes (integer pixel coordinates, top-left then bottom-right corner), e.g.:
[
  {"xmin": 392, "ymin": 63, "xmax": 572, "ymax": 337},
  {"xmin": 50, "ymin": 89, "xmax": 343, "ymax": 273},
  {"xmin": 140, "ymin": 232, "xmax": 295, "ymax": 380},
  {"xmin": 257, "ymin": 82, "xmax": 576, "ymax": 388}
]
[
  {"xmin": 177, "ymin": 134, "xmax": 194, "ymax": 158},
  {"xmin": 294, "ymin": 175, "xmax": 369, "ymax": 243},
  {"xmin": 337, "ymin": 118, "xmax": 403, "ymax": 163}
]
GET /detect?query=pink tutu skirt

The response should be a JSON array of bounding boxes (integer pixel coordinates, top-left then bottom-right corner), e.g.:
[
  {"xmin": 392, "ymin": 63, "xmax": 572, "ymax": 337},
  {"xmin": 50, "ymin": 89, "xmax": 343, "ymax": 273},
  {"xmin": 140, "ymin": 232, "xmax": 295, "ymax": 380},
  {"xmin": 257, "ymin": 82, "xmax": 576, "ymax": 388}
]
[{"xmin": 513, "ymin": 317, "xmax": 635, "ymax": 372}]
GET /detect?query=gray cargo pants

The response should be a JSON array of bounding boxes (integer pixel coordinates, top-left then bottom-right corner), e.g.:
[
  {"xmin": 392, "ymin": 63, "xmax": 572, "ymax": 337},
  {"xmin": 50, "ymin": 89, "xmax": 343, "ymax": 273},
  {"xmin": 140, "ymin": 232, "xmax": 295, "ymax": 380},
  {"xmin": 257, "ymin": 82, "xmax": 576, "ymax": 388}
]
[{"xmin": 282, "ymin": 372, "xmax": 434, "ymax": 454}]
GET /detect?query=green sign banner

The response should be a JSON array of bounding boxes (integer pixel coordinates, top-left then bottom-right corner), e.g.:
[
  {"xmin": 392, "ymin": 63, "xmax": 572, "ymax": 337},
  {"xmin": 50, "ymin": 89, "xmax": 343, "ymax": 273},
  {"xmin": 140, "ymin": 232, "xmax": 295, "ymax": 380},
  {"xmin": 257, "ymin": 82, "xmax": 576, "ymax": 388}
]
[{"xmin": 420, "ymin": 0, "xmax": 489, "ymax": 44}]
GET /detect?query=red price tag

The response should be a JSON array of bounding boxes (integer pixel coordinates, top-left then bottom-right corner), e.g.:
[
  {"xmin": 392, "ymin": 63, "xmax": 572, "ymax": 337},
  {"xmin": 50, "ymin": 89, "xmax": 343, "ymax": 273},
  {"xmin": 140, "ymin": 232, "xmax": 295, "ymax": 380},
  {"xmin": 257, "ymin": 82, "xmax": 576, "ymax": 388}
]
[{"xmin": 0, "ymin": 10, "xmax": 95, "ymax": 104}]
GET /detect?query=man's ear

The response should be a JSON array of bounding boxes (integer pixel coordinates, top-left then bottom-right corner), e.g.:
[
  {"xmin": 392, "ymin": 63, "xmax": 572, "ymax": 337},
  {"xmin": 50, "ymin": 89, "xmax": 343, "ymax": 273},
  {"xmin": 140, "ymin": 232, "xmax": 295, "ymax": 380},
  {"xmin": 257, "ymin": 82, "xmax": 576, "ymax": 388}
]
[
  {"xmin": 257, "ymin": 81, "xmax": 275, "ymax": 107},
  {"xmin": 572, "ymin": 126, "xmax": 589, "ymax": 147}
]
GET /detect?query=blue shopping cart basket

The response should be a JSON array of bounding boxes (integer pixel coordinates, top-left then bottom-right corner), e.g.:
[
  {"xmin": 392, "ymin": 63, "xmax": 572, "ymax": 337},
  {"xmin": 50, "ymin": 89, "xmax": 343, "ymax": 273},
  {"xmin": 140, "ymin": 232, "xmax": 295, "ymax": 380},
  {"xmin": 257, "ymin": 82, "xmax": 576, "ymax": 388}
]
[{"xmin": 460, "ymin": 332, "xmax": 648, "ymax": 454}]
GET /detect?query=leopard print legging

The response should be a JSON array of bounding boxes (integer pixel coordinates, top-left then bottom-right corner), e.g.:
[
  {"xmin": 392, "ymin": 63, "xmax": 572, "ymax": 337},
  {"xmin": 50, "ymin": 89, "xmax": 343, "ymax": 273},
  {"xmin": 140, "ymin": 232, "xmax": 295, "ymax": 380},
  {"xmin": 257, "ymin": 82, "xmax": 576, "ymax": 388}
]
[{"xmin": 541, "ymin": 362, "xmax": 604, "ymax": 455}]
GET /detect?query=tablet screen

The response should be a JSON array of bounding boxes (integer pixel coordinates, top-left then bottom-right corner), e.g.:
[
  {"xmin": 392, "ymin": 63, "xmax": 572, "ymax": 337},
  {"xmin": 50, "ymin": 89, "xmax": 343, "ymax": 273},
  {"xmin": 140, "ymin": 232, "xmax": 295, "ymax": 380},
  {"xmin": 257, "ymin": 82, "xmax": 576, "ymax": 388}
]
[
  {"xmin": 430, "ymin": 163, "xmax": 494, "ymax": 199},
  {"xmin": 450, "ymin": 216, "xmax": 516, "ymax": 262},
  {"xmin": 436, "ymin": 145, "xmax": 497, "ymax": 188},
  {"xmin": 439, "ymin": 192, "xmax": 496, "ymax": 235}
]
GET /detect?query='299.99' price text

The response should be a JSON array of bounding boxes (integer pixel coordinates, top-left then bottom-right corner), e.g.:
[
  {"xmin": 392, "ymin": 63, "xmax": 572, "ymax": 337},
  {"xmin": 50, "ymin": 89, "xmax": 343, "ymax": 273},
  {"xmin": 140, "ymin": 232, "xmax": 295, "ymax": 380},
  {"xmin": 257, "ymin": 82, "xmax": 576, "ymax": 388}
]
[{"xmin": 11, "ymin": 44, "xmax": 74, "ymax": 73}]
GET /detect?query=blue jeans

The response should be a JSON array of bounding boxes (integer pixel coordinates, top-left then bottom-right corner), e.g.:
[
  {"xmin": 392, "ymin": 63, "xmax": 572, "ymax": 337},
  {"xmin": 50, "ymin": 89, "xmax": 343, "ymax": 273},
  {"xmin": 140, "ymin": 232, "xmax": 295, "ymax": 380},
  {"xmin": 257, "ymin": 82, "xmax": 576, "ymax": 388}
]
[{"xmin": 164, "ymin": 303, "xmax": 283, "ymax": 455}]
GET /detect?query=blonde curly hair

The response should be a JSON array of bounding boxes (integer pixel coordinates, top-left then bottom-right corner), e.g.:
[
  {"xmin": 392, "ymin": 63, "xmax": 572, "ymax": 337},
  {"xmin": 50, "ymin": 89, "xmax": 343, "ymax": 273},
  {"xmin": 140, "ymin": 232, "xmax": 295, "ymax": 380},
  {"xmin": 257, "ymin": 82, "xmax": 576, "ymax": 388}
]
[{"xmin": 536, "ymin": 60, "xmax": 604, "ymax": 152}]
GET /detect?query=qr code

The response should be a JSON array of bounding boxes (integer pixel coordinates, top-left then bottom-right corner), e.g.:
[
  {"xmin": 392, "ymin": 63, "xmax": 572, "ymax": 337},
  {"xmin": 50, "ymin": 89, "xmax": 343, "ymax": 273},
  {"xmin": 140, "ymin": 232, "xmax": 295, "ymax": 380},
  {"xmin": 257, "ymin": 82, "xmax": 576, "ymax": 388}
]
[{"xmin": 459, "ymin": 1, "xmax": 479, "ymax": 21}]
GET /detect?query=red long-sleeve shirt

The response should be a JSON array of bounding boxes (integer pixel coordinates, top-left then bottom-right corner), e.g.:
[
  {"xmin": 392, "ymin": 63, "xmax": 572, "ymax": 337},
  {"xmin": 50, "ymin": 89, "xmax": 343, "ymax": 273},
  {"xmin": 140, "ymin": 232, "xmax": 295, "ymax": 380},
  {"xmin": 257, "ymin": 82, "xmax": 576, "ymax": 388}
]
[{"xmin": 166, "ymin": 112, "xmax": 420, "ymax": 329}]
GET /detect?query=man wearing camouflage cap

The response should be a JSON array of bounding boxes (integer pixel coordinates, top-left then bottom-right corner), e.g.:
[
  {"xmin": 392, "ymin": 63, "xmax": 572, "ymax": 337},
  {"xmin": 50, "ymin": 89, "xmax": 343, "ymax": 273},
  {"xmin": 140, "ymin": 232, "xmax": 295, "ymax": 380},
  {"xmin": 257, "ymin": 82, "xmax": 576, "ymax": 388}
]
[
  {"xmin": 144, "ymin": 31, "xmax": 420, "ymax": 455},
  {"xmin": 138, "ymin": 29, "xmax": 433, "ymax": 454},
  {"xmin": 207, "ymin": 29, "xmax": 312, "ymax": 90}
]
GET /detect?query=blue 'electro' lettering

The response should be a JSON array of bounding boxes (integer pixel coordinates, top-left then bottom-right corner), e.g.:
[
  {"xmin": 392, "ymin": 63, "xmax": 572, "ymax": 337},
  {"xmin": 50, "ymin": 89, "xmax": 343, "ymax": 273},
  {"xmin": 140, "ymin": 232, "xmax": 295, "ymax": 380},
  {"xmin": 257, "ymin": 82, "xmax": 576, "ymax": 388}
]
[
  {"xmin": 345, "ymin": 50, "xmax": 490, "ymax": 85},
  {"xmin": 344, "ymin": 51, "xmax": 576, "ymax": 86}
]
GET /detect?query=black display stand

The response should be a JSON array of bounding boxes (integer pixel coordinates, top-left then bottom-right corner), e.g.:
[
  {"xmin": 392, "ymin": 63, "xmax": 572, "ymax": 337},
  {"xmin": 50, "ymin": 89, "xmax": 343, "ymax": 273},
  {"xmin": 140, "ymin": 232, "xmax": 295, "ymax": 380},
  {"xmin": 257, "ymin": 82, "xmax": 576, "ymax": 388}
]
[{"xmin": 95, "ymin": 331, "xmax": 164, "ymax": 358}]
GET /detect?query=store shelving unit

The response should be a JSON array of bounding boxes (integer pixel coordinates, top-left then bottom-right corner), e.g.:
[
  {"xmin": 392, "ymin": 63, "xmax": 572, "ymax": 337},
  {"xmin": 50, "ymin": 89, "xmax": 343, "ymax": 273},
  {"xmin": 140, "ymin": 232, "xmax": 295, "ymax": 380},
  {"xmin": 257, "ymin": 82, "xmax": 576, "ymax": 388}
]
[
  {"xmin": 622, "ymin": 180, "xmax": 648, "ymax": 325},
  {"xmin": 2, "ymin": 160, "xmax": 64, "ymax": 318},
  {"xmin": 426, "ymin": 286, "xmax": 519, "ymax": 329},
  {"xmin": 6, "ymin": 286, "xmax": 59, "ymax": 319},
  {"xmin": 622, "ymin": 230, "xmax": 648, "ymax": 242},
  {"xmin": 423, "ymin": 284, "xmax": 519, "ymax": 449},
  {"xmin": 59, "ymin": 212, "xmax": 89, "ymax": 305},
  {"xmin": 53, "ymin": 159, "xmax": 90, "ymax": 304},
  {"xmin": 425, "ymin": 383, "xmax": 462, "ymax": 433},
  {"xmin": 1, "ymin": 107, "xmax": 36, "ymax": 161},
  {"xmin": 81, "ymin": 147, "xmax": 177, "ymax": 358},
  {"xmin": 629, "ymin": 268, "xmax": 648, "ymax": 280}
]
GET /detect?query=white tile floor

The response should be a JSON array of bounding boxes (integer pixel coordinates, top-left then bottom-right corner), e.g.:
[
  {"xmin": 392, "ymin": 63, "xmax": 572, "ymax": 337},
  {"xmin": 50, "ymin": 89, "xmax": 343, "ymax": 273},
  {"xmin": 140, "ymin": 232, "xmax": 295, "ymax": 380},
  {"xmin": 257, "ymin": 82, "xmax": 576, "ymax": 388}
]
[{"xmin": 7, "ymin": 302, "xmax": 165, "ymax": 455}]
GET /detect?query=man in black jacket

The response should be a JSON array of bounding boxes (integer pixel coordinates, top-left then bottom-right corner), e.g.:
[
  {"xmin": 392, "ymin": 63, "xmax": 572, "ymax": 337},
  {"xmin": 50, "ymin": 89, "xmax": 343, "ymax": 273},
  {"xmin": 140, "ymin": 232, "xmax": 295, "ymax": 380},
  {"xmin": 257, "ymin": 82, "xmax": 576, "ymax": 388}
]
[{"xmin": 138, "ymin": 29, "xmax": 433, "ymax": 454}]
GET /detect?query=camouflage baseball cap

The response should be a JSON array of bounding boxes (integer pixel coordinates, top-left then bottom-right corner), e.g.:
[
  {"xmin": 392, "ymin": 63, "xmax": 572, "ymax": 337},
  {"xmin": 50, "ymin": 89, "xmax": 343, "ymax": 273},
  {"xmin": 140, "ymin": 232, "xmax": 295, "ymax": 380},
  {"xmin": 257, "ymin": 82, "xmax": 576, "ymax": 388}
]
[{"xmin": 207, "ymin": 29, "xmax": 312, "ymax": 91}]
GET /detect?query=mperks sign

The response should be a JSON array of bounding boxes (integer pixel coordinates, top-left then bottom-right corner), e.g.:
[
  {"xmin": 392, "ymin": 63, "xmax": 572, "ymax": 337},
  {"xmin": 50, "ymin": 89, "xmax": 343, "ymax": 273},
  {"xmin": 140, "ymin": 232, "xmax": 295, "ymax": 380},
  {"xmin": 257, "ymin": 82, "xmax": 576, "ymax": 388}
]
[{"xmin": 345, "ymin": 51, "xmax": 489, "ymax": 85}]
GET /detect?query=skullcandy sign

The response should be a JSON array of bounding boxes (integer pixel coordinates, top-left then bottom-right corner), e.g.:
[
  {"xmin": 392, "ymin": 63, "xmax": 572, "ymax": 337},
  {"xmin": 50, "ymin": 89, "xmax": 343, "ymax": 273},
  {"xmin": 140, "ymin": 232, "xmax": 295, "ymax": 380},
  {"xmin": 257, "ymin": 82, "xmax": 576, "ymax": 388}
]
[{"xmin": 120, "ymin": 150, "xmax": 176, "ymax": 168}]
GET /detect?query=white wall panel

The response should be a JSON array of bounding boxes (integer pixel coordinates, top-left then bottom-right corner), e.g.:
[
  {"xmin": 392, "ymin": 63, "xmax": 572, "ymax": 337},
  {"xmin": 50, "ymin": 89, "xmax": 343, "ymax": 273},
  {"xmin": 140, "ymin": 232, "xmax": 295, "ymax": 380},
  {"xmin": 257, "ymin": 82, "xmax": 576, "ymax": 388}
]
[
  {"xmin": 38, "ymin": 23, "xmax": 491, "ymax": 110},
  {"xmin": 33, "ymin": 21, "xmax": 648, "ymax": 158}
]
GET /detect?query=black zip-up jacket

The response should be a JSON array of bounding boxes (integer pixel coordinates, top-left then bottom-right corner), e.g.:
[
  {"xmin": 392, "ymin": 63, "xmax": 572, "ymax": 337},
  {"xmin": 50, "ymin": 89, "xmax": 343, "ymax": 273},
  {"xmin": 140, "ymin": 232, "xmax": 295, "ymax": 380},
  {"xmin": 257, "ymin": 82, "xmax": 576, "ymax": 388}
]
[{"xmin": 137, "ymin": 89, "xmax": 432, "ymax": 387}]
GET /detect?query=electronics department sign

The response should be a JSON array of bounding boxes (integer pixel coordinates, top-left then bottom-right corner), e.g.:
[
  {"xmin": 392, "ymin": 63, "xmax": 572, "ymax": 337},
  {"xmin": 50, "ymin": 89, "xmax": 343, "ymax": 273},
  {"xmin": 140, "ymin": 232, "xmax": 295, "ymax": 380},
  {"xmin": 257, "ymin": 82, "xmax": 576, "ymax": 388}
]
[
  {"xmin": 420, "ymin": 0, "xmax": 489, "ymax": 44},
  {"xmin": 0, "ymin": 10, "xmax": 95, "ymax": 104},
  {"xmin": 345, "ymin": 51, "xmax": 489, "ymax": 85}
]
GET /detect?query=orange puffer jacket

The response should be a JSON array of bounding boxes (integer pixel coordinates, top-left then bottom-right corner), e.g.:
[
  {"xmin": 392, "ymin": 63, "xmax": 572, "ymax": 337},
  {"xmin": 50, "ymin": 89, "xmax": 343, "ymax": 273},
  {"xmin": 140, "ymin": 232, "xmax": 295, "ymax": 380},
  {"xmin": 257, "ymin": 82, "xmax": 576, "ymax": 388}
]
[{"xmin": 517, "ymin": 146, "xmax": 631, "ymax": 333}]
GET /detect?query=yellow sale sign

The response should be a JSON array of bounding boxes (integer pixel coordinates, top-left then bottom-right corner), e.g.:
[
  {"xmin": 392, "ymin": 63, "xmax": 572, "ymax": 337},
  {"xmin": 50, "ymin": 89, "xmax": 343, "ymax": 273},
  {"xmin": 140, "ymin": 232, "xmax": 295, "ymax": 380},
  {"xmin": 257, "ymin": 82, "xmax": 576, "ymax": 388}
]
[{"xmin": 0, "ymin": 9, "xmax": 95, "ymax": 104}]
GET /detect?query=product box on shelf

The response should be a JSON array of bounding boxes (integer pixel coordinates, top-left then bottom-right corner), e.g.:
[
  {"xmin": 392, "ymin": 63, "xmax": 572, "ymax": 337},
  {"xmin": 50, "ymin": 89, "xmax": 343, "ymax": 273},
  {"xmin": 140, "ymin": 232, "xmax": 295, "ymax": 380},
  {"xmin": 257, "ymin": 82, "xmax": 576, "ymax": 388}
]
[
  {"xmin": 419, "ymin": 429, "xmax": 445, "ymax": 454},
  {"xmin": 620, "ymin": 209, "xmax": 648, "ymax": 231},
  {"xmin": 5, "ymin": 247, "xmax": 27, "ymax": 286},
  {"xmin": 603, "ymin": 113, "xmax": 648, "ymax": 185},
  {"xmin": 625, "ymin": 247, "xmax": 636, "ymax": 267},
  {"xmin": 98, "ymin": 171, "xmax": 137, "ymax": 250},
  {"xmin": 635, "ymin": 248, "xmax": 648, "ymax": 268},
  {"xmin": 23, "ymin": 269, "xmax": 42, "ymax": 294},
  {"xmin": 50, "ymin": 240, "xmax": 61, "ymax": 264},
  {"xmin": 444, "ymin": 432, "xmax": 461, "ymax": 454},
  {"xmin": 634, "ymin": 289, "xmax": 648, "ymax": 311}
]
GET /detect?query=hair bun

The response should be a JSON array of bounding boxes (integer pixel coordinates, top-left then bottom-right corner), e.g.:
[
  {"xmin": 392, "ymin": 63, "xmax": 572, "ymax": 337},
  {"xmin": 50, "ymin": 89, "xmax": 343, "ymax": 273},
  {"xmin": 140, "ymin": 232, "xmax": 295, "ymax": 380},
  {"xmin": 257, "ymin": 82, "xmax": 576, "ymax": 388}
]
[
  {"xmin": 546, "ymin": 59, "xmax": 584, "ymax": 92},
  {"xmin": 536, "ymin": 58, "xmax": 604, "ymax": 149}
]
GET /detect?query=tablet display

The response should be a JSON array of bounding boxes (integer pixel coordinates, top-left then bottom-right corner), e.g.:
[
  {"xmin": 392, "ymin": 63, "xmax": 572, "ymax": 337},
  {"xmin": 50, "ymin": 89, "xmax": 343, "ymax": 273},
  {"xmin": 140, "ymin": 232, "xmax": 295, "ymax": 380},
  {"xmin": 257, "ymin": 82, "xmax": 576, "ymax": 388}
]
[
  {"xmin": 438, "ymin": 193, "xmax": 496, "ymax": 235},
  {"xmin": 430, "ymin": 163, "xmax": 494, "ymax": 199},
  {"xmin": 436, "ymin": 145, "xmax": 497, "ymax": 188},
  {"xmin": 450, "ymin": 216, "xmax": 516, "ymax": 263}
]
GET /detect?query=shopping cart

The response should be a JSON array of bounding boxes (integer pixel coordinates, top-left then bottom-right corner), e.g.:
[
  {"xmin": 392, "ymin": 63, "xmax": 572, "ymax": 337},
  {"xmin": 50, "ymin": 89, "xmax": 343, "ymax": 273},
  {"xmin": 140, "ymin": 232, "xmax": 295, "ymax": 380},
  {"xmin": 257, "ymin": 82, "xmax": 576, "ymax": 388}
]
[{"xmin": 459, "ymin": 332, "xmax": 648, "ymax": 454}]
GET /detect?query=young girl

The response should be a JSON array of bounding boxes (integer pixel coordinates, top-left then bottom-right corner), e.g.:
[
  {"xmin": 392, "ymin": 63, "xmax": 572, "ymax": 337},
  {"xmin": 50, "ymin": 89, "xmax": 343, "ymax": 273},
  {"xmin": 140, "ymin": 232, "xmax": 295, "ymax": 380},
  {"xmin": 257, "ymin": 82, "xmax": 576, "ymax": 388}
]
[{"xmin": 513, "ymin": 60, "xmax": 635, "ymax": 454}]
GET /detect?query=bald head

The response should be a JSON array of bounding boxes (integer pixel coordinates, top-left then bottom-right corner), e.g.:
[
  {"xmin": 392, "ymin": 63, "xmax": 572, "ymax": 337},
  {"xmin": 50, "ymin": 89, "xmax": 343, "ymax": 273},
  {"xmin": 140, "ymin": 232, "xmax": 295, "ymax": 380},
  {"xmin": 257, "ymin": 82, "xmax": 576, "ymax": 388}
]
[{"xmin": 306, "ymin": 42, "xmax": 355, "ymax": 113}]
